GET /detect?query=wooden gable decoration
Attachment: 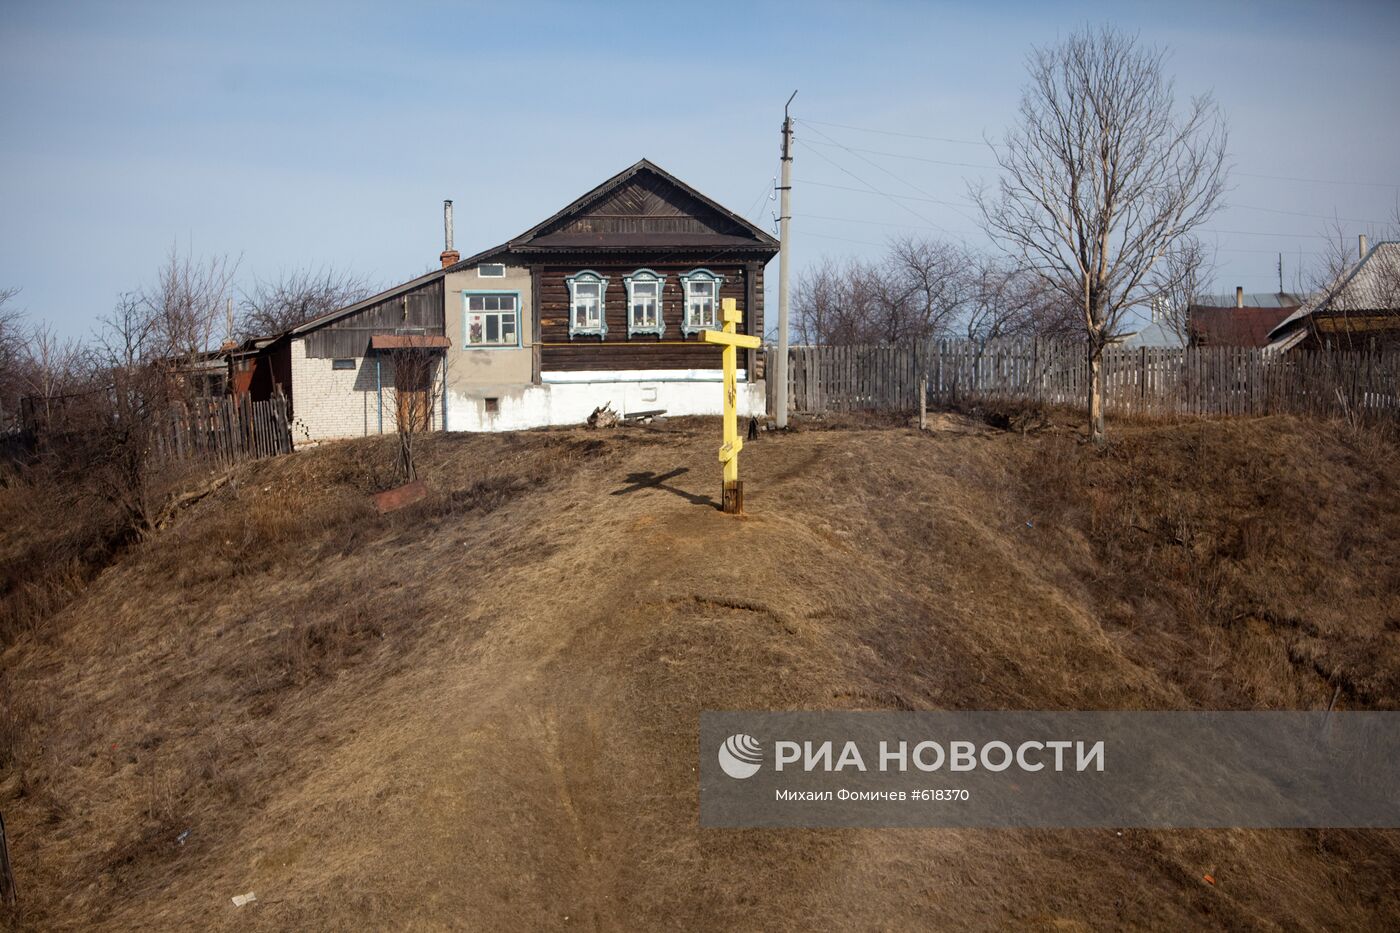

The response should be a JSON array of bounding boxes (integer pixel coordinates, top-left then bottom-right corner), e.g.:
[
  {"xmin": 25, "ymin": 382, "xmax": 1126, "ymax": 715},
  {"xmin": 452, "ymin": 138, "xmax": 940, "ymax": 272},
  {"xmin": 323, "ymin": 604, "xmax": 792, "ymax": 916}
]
[{"xmin": 504, "ymin": 159, "xmax": 780, "ymax": 253}]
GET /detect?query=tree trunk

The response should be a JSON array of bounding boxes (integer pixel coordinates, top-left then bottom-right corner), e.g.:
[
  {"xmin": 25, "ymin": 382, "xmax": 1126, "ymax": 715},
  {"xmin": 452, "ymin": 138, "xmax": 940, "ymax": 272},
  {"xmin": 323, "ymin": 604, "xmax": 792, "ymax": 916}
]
[
  {"xmin": 399, "ymin": 431, "xmax": 416, "ymax": 482},
  {"xmin": 1088, "ymin": 346, "xmax": 1106, "ymax": 446}
]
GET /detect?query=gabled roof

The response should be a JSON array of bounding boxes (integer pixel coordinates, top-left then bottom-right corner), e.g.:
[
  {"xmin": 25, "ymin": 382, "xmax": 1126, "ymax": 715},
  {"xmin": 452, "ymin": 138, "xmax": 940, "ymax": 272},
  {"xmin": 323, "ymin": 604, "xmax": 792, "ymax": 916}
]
[
  {"xmin": 288, "ymin": 266, "xmax": 445, "ymax": 337},
  {"xmin": 1269, "ymin": 241, "xmax": 1400, "ymax": 341},
  {"xmin": 1195, "ymin": 292, "xmax": 1302, "ymax": 309},
  {"xmin": 277, "ymin": 159, "xmax": 779, "ymax": 340},
  {"xmin": 448, "ymin": 158, "xmax": 780, "ymax": 268},
  {"xmin": 1189, "ymin": 306, "xmax": 1294, "ymax": 347}
]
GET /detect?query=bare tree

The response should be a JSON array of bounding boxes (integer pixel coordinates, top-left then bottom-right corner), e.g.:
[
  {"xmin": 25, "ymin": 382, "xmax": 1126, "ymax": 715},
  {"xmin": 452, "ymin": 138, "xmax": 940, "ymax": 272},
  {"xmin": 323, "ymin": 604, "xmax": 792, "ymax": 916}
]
[
  {"xmin": 973, "ymin": 26, "xmax": 1228, "ymax": 444},
  {"xmin": 96, "ymin": 292, "xmax": 159, "ymax": 372},
  {"xmin": 0, "ymin": 288, "xmax": 24, "ymax": 430},
  {"xmin": 383, "ymin": 347, "xmax": 441, "ymax": 482},
  {"xmin": 791, "ymin": 258, "xmax": 846, "ymax": 345},
  {"xmin": 792, "ymin": 237, "xmax": 971, "ymax": 346},
  {"xmin": 238, "ymin": 266, "xmax": 376, "ymax": 339},
  {"xmin": 1146, "ymin": 236, "xmax": 1214, "ymax": 346},
  {"xmin": 962, "ymin": 255, "xmax": 1080, "ymax": 344},
  {"xmin": 19, "ymin": 321, "xmax": 89, "ymax": 428},
  {"xmin": 141, "ymin": 244, "xmax": 240, "ymax": 362},
  {"xmin": 84, "ymin": 292, "xmax": 179, "ymax": 532},
  {"xmin": 881, "ymin": 236, "xmax": 971, "ymax": 342}
]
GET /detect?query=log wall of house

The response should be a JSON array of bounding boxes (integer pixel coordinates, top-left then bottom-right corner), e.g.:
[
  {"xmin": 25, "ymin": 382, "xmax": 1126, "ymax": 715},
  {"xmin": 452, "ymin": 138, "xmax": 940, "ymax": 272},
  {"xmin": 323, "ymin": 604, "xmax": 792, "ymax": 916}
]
[
  {"xmin": 536, "ymin": 259, "xmax": 764, "ymax": 372},
  {"xmin": 303, "ymin": 279, "xmax": 446, "ymax": 359}
]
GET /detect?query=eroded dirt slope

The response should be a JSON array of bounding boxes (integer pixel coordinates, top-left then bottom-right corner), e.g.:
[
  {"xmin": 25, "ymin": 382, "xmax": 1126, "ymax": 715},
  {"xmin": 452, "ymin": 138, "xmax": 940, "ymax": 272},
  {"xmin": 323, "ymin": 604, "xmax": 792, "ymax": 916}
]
[{"xmin": 3, "ymin": 414, "xmax": 1398, "ymax": 930}]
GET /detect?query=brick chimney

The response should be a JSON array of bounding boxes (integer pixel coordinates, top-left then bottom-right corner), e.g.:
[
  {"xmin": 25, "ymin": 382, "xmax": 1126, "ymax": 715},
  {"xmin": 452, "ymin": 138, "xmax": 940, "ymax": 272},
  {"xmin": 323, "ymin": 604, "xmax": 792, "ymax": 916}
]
[
  {"xmin": 1360, "ymin": 234, "xmax": 1368, "ymax": 260},
  {"xmin": 440, "ymin": 199, "xmax": 460, "ymax": 268},
  {"xmin": 1235, "ymin": 286, "xmax": 1243, "ymax": 308}
]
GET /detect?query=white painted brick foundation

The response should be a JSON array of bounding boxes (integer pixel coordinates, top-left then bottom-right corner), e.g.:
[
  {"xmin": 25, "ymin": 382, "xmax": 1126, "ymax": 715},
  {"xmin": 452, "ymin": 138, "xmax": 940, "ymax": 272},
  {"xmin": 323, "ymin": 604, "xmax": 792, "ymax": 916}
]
[{"xmin": 289, "ymin": 340, "xmax": 442, "ymax": 444}]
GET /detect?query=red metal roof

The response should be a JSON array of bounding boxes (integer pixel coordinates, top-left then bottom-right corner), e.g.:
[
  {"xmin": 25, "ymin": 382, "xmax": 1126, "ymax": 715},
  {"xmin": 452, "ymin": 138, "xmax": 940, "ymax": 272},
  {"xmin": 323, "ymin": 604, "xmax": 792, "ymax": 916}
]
[{"xmin": 1188, "ymin": 306, "xmax": 1295, "ymax": 348}]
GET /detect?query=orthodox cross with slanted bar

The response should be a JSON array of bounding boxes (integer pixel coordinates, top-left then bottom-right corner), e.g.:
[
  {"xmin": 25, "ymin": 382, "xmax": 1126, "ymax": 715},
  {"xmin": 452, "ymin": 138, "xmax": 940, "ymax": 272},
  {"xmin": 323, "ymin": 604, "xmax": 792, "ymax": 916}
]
[{"xmin": 702, "ymin": 298, "xmax": 761, "ymax": 513}]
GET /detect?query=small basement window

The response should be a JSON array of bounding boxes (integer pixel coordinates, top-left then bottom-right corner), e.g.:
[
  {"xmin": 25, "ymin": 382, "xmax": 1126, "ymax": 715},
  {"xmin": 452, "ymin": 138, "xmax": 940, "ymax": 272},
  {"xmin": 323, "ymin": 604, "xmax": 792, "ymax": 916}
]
[
  {"xmin": 566, "ymin": 270, "xmax": 609, "ymax": 338},
  {"xmin": 484, "ymin": 397, "xmax": 500, "ymax": 415},
  {"xmin": 624, "ymin": 269, "xmax": 666, "ymax": 338},
  {"xmin": 478, "ymin": 263, "xmax": 506, "ymax": 278},
  {"xmin": 332, "ymin": 358, "xmax": 356, "ymax": 370},
  {"xmin": 465, "ymin": 293, "xmax": 519, "ymax": 347}
]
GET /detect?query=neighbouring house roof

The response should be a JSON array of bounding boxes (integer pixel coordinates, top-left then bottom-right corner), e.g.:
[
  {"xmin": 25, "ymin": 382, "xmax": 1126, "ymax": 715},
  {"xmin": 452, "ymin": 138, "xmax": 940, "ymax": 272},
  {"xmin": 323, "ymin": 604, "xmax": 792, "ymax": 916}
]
[
  {"xmin": 1121, "ymin": 319, "xmax": 1185, "ymax": 348},
  {"xmin": 368, "ymin": 334, "xmax": 451, "ymax": 350},
  {"xmin": 274, "ymin": 159, "xmax": 779, "ymax": 343},
  {"xmin": 1188, "ymin": 306, "xmax": 1295, "ymax": 347},
  {"xmin": 288, "ymin": 266, "xmax": 447, "ymax": 338},
  {"xmin": 1268, "ymin": 241, "xmax": 1400, "ymax": 345},
  {"xmin": 1196, "ymin": 291, "xmax": 1303, "ymax": 309}
]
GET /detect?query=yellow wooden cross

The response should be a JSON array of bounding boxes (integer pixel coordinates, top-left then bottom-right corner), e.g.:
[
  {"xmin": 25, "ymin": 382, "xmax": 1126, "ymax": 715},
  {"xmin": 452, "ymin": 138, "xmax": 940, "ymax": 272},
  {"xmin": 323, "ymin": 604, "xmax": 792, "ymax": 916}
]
[{"xmin": 702, "ymin": 297, "xmax": 762, "ymax": 513}]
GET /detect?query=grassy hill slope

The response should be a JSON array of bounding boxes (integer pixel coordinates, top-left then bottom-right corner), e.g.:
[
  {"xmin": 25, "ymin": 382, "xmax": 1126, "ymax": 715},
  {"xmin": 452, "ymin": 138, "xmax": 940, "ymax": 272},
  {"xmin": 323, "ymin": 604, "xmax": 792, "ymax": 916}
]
[{"xmin": 3, "ymin": 413, "xmax": 1398, "ymax": 930}]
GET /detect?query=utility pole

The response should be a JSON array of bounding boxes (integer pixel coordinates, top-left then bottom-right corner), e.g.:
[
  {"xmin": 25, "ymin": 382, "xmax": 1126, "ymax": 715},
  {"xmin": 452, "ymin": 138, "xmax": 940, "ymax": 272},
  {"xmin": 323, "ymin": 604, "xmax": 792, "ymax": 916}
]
[
  {"xmin": 1278, "ymin": 252, "xmax": 1283, "ymax": 295},
  {"xmin": 775, "ymin": 90, "xmax": 796, "ymax": 429}
]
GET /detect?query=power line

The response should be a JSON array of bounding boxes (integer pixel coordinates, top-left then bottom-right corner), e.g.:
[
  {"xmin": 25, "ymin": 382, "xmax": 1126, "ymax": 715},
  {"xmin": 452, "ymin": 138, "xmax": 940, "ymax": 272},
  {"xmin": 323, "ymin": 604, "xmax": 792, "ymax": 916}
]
[
  {"xmin": 743, "ymin": 163, "xmax": 779, "ymax": 223},
  {"xmin": 797, "ymin": 123, "xmax": 986, "ymax": 227},
  {"xmin": 1227, "ymin": 202, "xmax": 1394, "ymax": 225},
  {"xmin": 794, "ymin": 134, "xmax": 959, "ymax": 234},
  {"xmin": 798, "ymin": 178, "xmax": 967, "ymax": 206},
  {"xmin": 798, "ymin": 117, "xmax": 991, "ymax": 148},
  {"xmin": 800, "ymin": 230, "xmax": 886, "ymax": 248},
  {"xmin": 801, "ymin": 115, "xmax": 1400, "ymax": 189},
  {"xmin": 800, "ymin": 137, "xmax": 994, "ymax": 170},
  {"xmin": 1200, "ymin": 227, "xmax": 1335, "ymax": 240},
  {"xmin": 800, "ymin": 213, "xmax": 980, "ymax": 236},
  {"xmin": 1233, "ymin": 169, "xmax": 1400, "ymax": 189},
  {"xmin": 802, "ymin": 173, "xmax": 1365, "ymax": 241}
]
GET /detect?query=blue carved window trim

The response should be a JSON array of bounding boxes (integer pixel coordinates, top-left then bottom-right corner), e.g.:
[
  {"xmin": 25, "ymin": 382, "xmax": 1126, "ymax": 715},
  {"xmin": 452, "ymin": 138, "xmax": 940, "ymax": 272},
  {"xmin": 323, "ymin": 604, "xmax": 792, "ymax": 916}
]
[
  {"xmin": 623, "ymin": 269, "xmax": 667, "ymax": 338},
  {"xmin": 680, "ymin": 268, "xmax": 726, "ymax": 336},
  {"xmin": 566, "ymin": 270, "xmax": 609, "ymax": 339}
]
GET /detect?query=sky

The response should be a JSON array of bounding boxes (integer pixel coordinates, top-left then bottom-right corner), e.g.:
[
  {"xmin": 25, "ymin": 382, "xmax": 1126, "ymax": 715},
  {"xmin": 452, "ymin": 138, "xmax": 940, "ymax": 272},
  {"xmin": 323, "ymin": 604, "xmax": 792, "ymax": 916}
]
[{"xmin": 3, "ymin": 0, "xmax": 1400, "ymax": 339}]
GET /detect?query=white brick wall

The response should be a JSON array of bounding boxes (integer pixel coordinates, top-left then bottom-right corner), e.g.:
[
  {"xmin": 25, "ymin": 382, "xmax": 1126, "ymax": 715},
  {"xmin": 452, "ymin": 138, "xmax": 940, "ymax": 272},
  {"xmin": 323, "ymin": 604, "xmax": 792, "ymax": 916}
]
[{"xmin": 289, "ymin": 340, "xmax": 442, "ymax": 444}]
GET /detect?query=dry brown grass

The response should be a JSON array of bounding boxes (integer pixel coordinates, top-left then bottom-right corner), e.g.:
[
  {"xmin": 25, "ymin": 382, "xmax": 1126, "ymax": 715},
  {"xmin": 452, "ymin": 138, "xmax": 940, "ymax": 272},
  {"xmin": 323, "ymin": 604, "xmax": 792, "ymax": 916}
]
[{"xmin": 1, "ymin": 413, "xmax": 1397, "ymax": 930}]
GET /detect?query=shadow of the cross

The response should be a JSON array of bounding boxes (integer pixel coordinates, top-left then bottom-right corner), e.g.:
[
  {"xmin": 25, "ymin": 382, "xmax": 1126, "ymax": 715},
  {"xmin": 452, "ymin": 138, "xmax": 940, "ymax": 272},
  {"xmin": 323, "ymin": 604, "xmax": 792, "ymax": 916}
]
[{"xmin": 611, "ymin": 468, "xmax": 720, "ymax": 509}]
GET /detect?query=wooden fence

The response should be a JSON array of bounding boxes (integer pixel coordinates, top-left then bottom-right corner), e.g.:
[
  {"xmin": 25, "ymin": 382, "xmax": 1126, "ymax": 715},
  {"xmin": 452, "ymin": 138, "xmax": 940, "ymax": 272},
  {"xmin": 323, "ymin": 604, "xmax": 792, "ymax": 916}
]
[
  {"xmin": 775, "ymin": 339, "xmax": 1400, "ymax": 421},
  {"xmin": 153, "ymin": 391, "xmax": 294, "ymax": 466}
]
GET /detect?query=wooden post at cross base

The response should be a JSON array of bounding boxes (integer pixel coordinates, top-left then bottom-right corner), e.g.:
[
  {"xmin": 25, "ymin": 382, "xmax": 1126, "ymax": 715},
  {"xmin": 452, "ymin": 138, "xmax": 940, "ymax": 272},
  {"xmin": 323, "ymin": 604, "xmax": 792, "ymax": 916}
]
[{"xmin": 702, "ymin": 298, "xmax": 762, "ymax": 513}]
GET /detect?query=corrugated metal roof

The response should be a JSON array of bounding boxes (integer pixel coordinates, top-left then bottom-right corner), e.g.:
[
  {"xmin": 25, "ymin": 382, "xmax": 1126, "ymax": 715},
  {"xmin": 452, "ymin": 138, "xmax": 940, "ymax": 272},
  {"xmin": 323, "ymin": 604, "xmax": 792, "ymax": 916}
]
[
  {"xmin": 1121, "ymin": 320, "xmax": 1185, "ymax": 348},
  {"xmin": 1188, "ymin": 306, "xmax": 1293, "ymax": 347},
  {"xmin": 1195, "ymin": 292, "xmax": 1303, "ymax": 309},
  {"xmin": 1269, "ymin": 241, "xmax": 1400, "ymax": 339}
]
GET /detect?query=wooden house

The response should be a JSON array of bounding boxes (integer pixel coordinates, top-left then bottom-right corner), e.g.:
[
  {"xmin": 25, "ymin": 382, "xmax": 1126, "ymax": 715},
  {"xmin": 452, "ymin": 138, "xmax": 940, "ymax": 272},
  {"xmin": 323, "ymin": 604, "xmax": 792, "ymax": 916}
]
[
  {"xmin": 1268, "ymin": 240, "xmax": 1400, "ymax": 353},
  {"xmin": 236, "ymin": 159, "xmax": 778, "ymax": 441}
]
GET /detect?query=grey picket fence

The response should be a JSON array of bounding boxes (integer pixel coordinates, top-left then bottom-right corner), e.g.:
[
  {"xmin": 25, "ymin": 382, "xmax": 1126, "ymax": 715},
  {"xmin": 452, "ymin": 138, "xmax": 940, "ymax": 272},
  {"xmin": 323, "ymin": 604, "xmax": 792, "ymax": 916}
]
[
  {"xmin": 153, "ymin": 390, "xmax": 294, "ymax": 466},
  {"xmin": 773, "ymin": 339, "xmax": 1400, "ymax": 421}
]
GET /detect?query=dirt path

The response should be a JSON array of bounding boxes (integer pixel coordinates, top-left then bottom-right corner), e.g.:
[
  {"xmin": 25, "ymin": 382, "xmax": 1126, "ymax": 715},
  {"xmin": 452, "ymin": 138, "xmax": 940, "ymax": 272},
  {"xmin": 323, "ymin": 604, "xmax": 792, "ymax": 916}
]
[{"xmin": 6, "ymin": 416, "xmax": 1399, "ymax": 930}]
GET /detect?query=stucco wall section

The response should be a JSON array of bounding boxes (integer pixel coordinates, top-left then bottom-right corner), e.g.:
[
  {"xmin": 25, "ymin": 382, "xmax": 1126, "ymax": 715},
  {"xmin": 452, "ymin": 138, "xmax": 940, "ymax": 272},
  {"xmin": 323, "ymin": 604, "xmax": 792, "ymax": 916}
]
[{"xmin": 444, "ymin": 264, "xmax": 535, "ymax": 392}]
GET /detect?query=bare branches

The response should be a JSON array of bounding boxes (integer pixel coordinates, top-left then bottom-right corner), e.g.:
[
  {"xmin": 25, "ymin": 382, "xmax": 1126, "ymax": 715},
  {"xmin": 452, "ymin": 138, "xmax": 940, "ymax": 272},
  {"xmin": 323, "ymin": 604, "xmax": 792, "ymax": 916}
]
[
  {"xmin": 963, "ymin": 254, "xmax": 1080, "ymax": 344},
  {"xmin": 238, "ymin": 266, "xmax": 376, "ymax": 339},
  {"xmin": 973, "ymin": 25, "xmax": 1229, "ymax": 443},
  {"xmin": 383, "ymin": 348, "xmax": 441, "ymax": 482},
  {"xmin": 1146, "ymin": 236, "xmax": 1214, "ymax": 346},
  {"xmin": 140, "ymin": 245, "xmax": 240, "ymax": 362},
  {"xmin": 0, "ymin": 289, "xmax": 25, "ymax": 429},
  {"xmin": 793, "ymin": 239, "xmax": 1079, "ymax": 347},
  {"xmin": 792, "ymin": 237, "xmax": 972, "ymax": 346}
]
